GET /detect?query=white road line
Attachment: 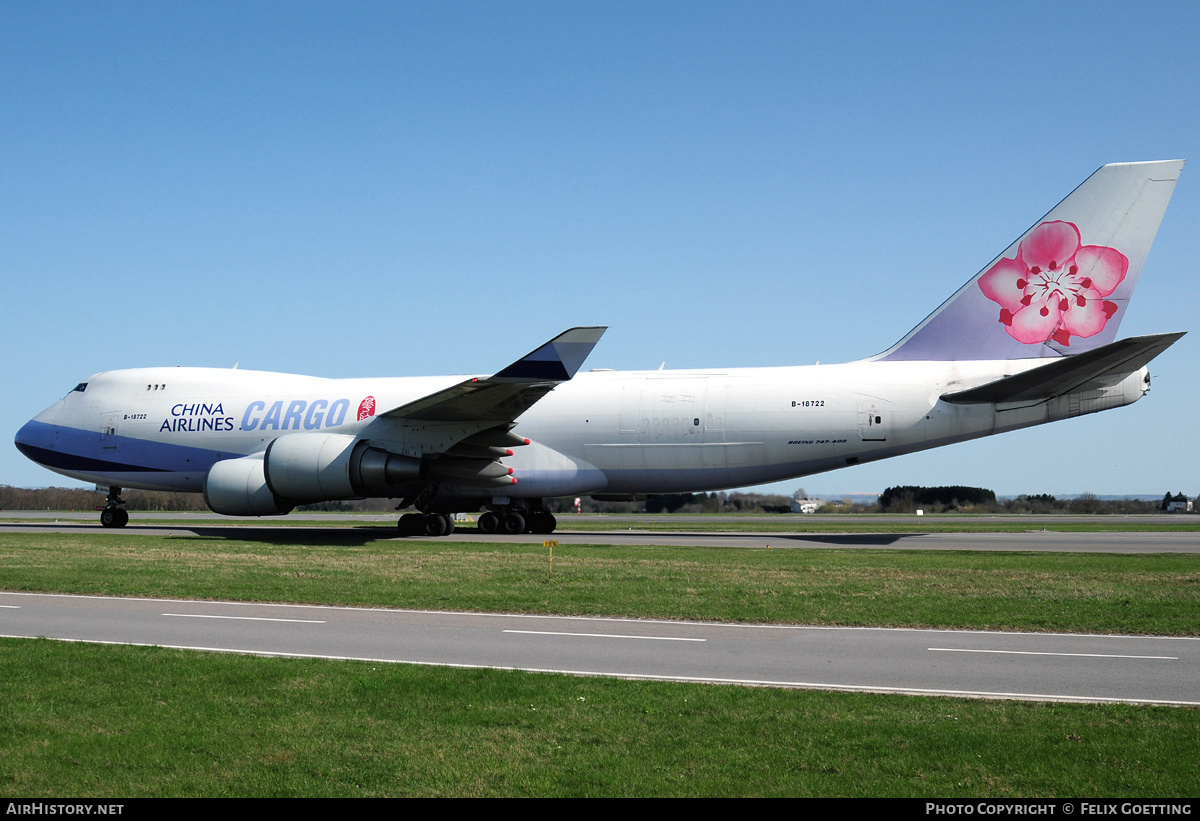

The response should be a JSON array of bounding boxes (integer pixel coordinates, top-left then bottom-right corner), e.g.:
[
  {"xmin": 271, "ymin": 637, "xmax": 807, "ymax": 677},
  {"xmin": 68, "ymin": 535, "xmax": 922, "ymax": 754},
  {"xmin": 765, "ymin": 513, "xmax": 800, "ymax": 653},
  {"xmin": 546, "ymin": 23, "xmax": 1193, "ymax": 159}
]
[
  {"xmin": 4, "ymin": 633, "xmax": 1197, "ymax": 707},
  {"xmin": 0, "ymin": 605, "xmax": 20, "ymax": 609},
  {"xmin": 929, "ymin": 648, "xmax": 1177, "ymax": 660},
  {"xmin": 163, "ymin": 613, "xmax": 326, "ymax": 624},
  {"xmin": 504, "ymin": 629, "xmax": 705, "ymax": 642},
  {"xmin": 0, "ymin": 632, "xmax": 1195, "ymax": 706}
]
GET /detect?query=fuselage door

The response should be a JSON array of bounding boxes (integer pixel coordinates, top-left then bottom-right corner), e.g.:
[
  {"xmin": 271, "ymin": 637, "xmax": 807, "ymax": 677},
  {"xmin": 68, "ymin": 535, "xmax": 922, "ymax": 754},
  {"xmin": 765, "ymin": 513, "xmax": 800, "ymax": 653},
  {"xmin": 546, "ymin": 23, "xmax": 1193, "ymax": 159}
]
[
  {"xmin": 100, "ymin": 413, "xmax": 119, "ymax": 449},
  {"xmin": 857, "ymin": 400, "xmax": 887, "ymax": 441},
  {"xmin": 619, "ymin": 384, "xmax": 643, "ymax": 442}
]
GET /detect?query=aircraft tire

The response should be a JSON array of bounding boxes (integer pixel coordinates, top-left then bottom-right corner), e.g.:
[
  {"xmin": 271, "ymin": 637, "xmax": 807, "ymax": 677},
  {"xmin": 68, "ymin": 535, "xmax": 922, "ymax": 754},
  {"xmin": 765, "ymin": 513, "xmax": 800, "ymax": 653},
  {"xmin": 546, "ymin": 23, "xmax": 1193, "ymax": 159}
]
[
  {"xmin": 477, "ymin": 512, "xmax": 499, "ymax": 534},
  {"xmin": 501, "ymin": 511, "xmax": 525, "ymax": 535},
  {"xmin": 442, "ymin": 515, "xmax": 455, "ymax": 536},
  {"xmin": 100, "ymin": 508, "xmax": 128, "ymax": 528},
  {"xmin": 423, "ymin": 514, "xmax": 447, "ymax": 537},
  {"xmin": 397, "ymin": 513, "xmax": 424, "ymax": 536},
  {"xmin": 530, "ymin": 512, "xmax": 556, "ymax": 534}
]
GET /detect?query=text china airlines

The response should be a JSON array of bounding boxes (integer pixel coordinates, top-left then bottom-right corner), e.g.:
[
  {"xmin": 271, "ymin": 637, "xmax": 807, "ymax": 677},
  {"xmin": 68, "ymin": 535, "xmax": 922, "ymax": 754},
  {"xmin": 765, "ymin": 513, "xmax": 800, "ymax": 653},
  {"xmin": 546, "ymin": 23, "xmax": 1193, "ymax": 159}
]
[{"xmin": 160, "ymin": 396, "xmax": 376, "ymax": 433}]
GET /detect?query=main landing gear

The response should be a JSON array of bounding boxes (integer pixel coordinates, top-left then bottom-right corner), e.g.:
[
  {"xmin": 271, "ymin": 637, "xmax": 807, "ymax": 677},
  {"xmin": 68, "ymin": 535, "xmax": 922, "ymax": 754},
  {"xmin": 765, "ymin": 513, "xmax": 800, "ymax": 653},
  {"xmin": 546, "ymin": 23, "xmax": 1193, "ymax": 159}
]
[
  {"xmin": 395, "ymin": 503, "xmax": 557, "ymax": 536},
  {"xmin": 396, "ymin": 512, "xmax": 457, "ymax": 537},
  {"xmin": 476, "ymin": 505, "xmax": 556, "ymax": 535},
  {"xmin": 99, "ymin": 487, "xmax": 129, "ymax": 528}
]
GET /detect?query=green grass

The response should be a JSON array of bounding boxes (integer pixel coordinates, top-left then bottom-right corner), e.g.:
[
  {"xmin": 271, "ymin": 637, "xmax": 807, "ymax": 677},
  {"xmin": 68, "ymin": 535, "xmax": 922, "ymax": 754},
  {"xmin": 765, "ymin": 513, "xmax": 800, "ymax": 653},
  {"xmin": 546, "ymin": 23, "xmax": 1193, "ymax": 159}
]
[
  {"xmin": 3, "ymin": 639, "xmax": 1197, "ymax": 797},
  {"xmin": 1, "ymin": 532, "xmax": 1197, "ymax": 634},
  {"xmin": 3, "ymin": 529, "xmax": 1198, "ymax": 797},
  {"xmin": 562, "ymin": 519, "xmax": 1200, "ymax": 533},
  {"xmin": 6, "ymin": 513, "xmax": 1200, "ymax": 533}
]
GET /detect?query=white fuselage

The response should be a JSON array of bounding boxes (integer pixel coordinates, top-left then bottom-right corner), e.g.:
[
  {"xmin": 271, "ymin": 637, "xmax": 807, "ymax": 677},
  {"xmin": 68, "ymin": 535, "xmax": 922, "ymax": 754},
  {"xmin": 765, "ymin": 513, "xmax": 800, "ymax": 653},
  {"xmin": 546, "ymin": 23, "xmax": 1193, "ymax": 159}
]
[{"xmin": 17, "ymin": 357, "xmax": 1149, "ymax": 504}]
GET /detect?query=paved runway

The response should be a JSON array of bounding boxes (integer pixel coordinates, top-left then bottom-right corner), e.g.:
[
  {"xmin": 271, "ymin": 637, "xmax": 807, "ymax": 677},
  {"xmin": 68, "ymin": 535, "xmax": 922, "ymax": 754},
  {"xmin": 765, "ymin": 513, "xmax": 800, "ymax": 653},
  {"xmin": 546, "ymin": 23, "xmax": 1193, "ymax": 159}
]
[
  {"xmin": 4, "ymin": 515, "xmax": 1197, "ymax": 702},
  {"xmin": 2, "ymin": 517, "xmax": 1199, "ymax": 552},
  {"xmin": 2, "ymin": 591, "xmax": 1197, "ymax": 705}
]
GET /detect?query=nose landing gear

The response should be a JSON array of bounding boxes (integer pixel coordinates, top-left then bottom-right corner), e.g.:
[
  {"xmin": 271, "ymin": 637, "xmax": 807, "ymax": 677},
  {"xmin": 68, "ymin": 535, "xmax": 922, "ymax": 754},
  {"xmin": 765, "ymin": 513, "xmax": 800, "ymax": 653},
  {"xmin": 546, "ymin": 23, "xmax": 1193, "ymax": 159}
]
[{"xmin": 99, "ymin": 487, "xmax": 129, "ymax": 528}]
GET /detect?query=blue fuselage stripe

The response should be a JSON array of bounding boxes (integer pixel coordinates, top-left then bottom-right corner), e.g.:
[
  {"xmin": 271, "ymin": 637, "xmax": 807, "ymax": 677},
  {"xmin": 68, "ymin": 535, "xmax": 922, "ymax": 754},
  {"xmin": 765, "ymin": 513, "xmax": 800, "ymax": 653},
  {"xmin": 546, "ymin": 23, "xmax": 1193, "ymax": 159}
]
[{"xmin": 15, "ymin": 420, "xmax": 226, "ymax": 475}]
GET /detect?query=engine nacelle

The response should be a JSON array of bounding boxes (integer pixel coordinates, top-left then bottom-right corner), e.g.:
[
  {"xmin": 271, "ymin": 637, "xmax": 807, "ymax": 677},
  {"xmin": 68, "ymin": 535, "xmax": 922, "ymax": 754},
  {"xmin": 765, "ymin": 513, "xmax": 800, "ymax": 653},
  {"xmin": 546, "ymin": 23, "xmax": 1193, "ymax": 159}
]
[
  {"xmin": 264, "ymin": 433, "xmax": 359, "ymax": 502},
  {"xmin": 204, "ymin": 455, "xmax": 294, "ymax": 516},
  {"xmin": 263, "ymin": 433, "xmax": 423, "ymax": 504},
  {"xmin": 204, "ymin": 434, "xmax": 423, "ymax": 514}
]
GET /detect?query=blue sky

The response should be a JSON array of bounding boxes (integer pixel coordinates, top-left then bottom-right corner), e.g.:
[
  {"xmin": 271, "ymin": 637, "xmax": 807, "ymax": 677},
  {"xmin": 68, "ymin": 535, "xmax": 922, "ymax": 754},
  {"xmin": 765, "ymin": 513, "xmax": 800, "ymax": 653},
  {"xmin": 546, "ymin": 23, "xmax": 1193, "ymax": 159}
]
[{"xmin": 3, "ymin": 1, "xmax": 1197, "ymax": 498}]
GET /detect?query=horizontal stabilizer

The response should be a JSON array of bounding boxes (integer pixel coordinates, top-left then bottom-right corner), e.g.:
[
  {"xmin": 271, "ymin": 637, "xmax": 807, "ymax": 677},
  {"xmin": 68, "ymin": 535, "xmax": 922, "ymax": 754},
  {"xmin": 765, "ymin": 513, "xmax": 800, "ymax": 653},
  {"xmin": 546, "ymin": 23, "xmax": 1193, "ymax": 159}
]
[
  {"xmin": 382, "ymin": 326, "xmax": 606, "ymax": 423},
  {"xmin": 941, "ymin": 332, "xmax": 1184, "ymax": 404}
]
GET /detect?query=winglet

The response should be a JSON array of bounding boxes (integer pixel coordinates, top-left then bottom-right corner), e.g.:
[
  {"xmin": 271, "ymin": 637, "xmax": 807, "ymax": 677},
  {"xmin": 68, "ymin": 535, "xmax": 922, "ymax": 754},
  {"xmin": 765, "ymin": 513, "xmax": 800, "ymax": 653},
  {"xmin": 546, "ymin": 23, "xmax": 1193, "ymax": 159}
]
[
  {"xmin": 381, "ymin": 327, "xmax": 607, "ymax": 422},
  {"xmin": 879, "ymin": 160, "xmax": 1184, "ymax": 361},
  {"xmin": 492, "ymin": 326, "xmax": 607, "ymax": 382}
]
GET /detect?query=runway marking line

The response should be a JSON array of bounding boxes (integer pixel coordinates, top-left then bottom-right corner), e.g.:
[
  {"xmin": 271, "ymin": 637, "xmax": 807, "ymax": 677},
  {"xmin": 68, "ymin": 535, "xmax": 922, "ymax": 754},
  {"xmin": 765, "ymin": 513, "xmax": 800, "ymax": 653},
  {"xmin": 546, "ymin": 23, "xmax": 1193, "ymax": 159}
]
[
  {"xmin": 163, "ymin": 613, "xmax": 326, "ymax": 624},
  {"xmin": 3, "ymin": 633, "xmax": 1197, "ymax": 707},
  {"xmin": 504, "ymin": 629, "xmax": 705, "ymax": 642},
  {"xmin": 929, "ymin": 647, "xmax": 1177, "ymax": 660}
]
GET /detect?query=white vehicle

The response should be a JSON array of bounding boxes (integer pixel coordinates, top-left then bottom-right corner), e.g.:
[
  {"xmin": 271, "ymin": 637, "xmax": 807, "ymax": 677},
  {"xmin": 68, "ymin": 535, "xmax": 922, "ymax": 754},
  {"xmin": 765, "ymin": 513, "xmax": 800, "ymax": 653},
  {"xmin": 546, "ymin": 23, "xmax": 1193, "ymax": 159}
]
[{"xmin": 16, "ymin": 161, "xmax": 1185, "ymax": 535}]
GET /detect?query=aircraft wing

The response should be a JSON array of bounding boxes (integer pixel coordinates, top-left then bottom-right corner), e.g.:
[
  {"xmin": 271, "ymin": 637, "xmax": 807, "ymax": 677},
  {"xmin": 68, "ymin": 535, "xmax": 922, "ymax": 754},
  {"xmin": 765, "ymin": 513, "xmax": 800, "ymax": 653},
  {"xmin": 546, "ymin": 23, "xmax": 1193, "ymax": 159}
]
[
  {"xmin": 941, "ymin": 332, "xmax": 1184, "ymax": 405},
  {"xmin": 381, "ymin": 326, "xmax": 607, "ymax": 423}
]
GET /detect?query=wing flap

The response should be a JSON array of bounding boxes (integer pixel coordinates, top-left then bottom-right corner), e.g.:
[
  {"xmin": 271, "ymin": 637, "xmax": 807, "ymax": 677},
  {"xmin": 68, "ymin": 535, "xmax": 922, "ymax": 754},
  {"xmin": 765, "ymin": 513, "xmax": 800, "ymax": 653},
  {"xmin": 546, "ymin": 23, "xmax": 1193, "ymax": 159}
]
[{"xmin": 941, "ymin": 332, "xmax": 1184, "ymax": 404}]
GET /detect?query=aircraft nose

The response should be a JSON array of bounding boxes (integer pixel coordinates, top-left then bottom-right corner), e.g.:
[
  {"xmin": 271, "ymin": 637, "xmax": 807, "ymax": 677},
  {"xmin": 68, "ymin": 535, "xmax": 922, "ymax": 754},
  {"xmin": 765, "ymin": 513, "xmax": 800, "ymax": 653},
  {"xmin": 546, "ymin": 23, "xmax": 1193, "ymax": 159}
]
[
  {"xmin": 14, "ymin": 418, "xmax": 56, "ymax": 465},
  {"xmin": 14, "ymin": 419, "xmax": 42, "ymax": 461},
  {"xmin": 16, "ymin": 397, "xmax": 71, "ymax": 468}
]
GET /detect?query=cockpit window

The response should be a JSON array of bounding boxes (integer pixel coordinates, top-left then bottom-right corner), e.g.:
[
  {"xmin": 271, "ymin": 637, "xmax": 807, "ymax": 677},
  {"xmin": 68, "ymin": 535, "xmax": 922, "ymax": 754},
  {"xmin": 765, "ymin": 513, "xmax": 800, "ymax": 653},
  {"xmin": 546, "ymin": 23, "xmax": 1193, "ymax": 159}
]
[{"xmin": 72, "ymin": 383, "xmax": 87, "ymax": 393}]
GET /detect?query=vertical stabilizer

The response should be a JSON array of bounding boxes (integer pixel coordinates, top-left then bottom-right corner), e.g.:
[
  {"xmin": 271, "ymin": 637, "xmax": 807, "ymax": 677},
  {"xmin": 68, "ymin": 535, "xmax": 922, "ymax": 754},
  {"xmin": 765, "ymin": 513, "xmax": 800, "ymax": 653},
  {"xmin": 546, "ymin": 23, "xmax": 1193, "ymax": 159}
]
[{"xmin": 878, "ymin": 160, "xmax": 1183, "ymax": 361}]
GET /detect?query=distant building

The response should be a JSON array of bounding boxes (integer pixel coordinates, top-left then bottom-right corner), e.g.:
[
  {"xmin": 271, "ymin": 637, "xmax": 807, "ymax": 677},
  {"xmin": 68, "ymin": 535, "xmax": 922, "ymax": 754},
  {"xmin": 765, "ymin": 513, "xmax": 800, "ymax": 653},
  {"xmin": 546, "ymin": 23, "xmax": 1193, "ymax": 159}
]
[
  {"xmin": 792, "ymin": 498, "xmax": 821, "ymax": 514},
  {"xmin": 1166, "ymin": 493, "xmax": 1193, "ymax": 513}
]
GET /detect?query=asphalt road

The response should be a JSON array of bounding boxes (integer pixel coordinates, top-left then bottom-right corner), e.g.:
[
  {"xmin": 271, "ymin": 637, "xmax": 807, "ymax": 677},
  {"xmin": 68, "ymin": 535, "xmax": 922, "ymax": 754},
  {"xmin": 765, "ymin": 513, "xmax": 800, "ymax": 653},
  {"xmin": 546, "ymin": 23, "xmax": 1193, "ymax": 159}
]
[
  {"xmin": 2, "ymin": 515, "xmax": 1199, "ymax": 552},
  {"xmin": 4, "ymin": 514, "xmax": 1198, "ymax": 703},
  {"xmin": 3, "ymin": 591, "xmax": 1197, "ymax": 705}
]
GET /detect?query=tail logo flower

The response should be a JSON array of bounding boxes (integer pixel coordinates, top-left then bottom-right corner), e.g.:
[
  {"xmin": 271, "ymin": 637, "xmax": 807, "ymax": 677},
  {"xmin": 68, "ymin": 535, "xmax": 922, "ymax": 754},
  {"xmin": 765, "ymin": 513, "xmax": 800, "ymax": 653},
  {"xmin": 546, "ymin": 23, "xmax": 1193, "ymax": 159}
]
[{"xmin": 978, "ymin": 220, "xmax": 1128, "ymax": 346}]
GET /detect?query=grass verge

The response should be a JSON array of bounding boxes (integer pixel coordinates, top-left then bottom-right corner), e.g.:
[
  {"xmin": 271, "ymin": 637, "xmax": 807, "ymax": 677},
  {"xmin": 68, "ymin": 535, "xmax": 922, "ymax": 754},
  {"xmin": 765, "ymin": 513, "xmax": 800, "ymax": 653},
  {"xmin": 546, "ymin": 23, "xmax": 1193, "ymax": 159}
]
[
  {"xmin": 4, "ymin": 530, "xmax": 1198, "ymax": 797},
  {"xmin": 1, "ymin": 532, "xmax": 1198, "ymax": 634},
  {"xmin": 6, "ymin": 514, "xmax": 1200, "ymax": 533},
  {"xmin": 562, "ymin": 519, "xmax": 1200, "ymax": 533},
  {"xmin": 3, "ymin": 638, "xmax": 1197, "ymax": 797}
]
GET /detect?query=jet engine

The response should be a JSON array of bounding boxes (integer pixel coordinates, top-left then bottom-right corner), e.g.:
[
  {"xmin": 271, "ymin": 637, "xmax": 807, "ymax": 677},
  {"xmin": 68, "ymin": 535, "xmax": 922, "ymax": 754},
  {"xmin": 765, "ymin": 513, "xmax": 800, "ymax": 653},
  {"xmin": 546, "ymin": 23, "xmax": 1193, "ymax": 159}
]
[
  {"xmin": 203, "ymin": 433, "xmax": 422, "ymax": 516},
  {"xmin": 203, "ymin": 454, "xmax": 293, "ymax": 516}
]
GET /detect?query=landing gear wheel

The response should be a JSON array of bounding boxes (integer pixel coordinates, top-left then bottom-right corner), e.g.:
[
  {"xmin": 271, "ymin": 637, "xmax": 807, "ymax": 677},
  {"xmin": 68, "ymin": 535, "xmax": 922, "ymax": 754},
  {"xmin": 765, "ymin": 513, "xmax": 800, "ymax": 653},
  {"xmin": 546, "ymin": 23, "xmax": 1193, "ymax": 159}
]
[
  {"xmin": 423, "ymin": 514, "xmax": 447, "ymax": 537},
  {"xmin": 440, "ymin": 514, "xmax": 456, "ymax": 537},
  {"xmin": 397, "ymin": 513, "xmax": 424, "ymax": 536},
  {"xmin": 100, "ymin": 487, "xmax": 127, "ymax": 528},
  {"xmin": 501, "ymin": 511, "xmax": 526, "ymax": 535},
  {"xmin": 477, "ymin": 511, "xmax": 499, "ymax": 534},
  {"xmin": 100, "ymin": 508, "xmax": 128, "ymax": 528},
  {"xmin": 529, "ymin": 511, "xmax": 557, "ymax": 534}
]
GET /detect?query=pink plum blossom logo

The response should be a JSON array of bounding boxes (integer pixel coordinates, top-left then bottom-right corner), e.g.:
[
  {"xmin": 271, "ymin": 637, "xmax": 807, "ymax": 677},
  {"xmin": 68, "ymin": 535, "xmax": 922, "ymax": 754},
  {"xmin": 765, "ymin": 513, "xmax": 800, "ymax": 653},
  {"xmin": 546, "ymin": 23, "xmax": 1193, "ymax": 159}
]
[{"xmin": 978, "ymin": 220, "xmax": 1128, "ymax": 346}]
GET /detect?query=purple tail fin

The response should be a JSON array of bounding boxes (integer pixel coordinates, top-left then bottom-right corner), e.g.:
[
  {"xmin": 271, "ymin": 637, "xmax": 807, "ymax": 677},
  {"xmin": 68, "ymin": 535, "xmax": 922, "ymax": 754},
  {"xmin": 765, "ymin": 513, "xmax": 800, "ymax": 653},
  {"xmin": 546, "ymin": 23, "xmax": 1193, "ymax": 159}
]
[{"xmin": 877, "ymin": 160, "xmax": 1183, "ymax": 362}]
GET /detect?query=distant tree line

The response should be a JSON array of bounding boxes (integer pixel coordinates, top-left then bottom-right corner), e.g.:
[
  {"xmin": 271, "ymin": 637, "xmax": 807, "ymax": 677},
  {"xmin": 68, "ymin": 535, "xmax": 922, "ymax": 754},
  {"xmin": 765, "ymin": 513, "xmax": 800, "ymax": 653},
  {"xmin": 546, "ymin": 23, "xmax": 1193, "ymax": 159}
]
[
  {"xmin": 833, "ymin": 487, "xmax": 1193, "ymax": 515},
  {"xmin": 0, "ymin": 485, "xmax": 209, "ymax": 512},
  {"xmin": 3, "ymin": 484, "xmax": 1194, "ymax": 515},
  {"xmin": 542, "ymin": 492, "xmax": 794, "ymax": 515},
  {"xmin": 878, "ymin": 486, "xmax": 996, "ymax": 512}
]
